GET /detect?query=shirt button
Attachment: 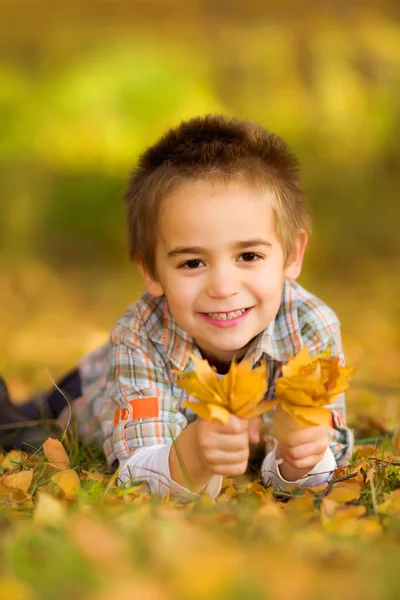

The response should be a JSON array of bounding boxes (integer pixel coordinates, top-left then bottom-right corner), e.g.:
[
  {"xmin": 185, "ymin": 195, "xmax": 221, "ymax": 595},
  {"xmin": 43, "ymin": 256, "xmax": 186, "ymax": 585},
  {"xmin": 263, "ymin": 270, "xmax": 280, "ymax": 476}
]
[{"xmin": 121, "ymin": 408, "xmax": 129, "ymax": 420}]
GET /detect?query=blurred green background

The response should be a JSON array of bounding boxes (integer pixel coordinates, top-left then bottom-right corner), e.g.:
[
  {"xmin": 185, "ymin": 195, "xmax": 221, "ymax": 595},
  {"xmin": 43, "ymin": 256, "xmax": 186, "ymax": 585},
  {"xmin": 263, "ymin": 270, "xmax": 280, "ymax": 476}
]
[{"xmin": 1, "ymin": 1, "xmax": 399, "ymax": 423}]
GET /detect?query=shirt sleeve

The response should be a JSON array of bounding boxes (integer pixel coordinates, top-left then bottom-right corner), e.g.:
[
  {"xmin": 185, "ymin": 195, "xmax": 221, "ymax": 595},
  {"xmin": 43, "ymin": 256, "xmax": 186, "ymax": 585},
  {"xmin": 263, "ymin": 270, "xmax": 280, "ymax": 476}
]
[
  {"xmin": 118, "ymin": 443, "xmax": 222, "ymax": 501},
  {"xmin": 261, "ymin": 445, "xmax": 336, "ymax": 491},
  {"xmin": 99, "ymin": 326, "xmax": 187, "ymax": 467}
]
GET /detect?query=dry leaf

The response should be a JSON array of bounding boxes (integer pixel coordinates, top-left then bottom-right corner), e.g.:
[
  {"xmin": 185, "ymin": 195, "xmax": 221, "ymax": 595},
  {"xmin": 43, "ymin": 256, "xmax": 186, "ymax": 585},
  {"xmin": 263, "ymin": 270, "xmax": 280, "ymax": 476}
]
[
  {"xmin": 43, "ymin": 438, "xmax": 70, "ymax": 470},
  {"xmin": 175, "ymin": 354, "xmax": 276, "ymax": 424},
  {"xmin": 0, "ymin": 481, "xmax": 32, "ymax": 509},
  {"xmin": 33, "ymin": 492, "xmax": 66, "ymax": 525},
  {"xmin": 274, "ymin": 347, "xmax": 356, "ymax": 428},
  {"xmin": 82, "ymin": 470, "xmax": 104, "ymax": 483},
  {"xmin": 327, "ymin": 479, "xmax": 362, "ymax": 503},
  {"xmin": 51, "ymin": 469, "xmax": 80, "ymax": 500},
  {"xmin": 69, "ymin": 515, "xmax": 127, "ymax": 571},
  {"xmin": 1, "ymin": 450, "xmax": 27, "ymax": 471},
  {"xmin": 377, "ymin": 489, "xmax": 400, "ymax": 515},
  {"xmin": 2, "ymin": 469, "xmax": 33, "ymax": 494},
  {"xmin": 0, "ymin": 576, "xmax": 35, "ymax": 600}
]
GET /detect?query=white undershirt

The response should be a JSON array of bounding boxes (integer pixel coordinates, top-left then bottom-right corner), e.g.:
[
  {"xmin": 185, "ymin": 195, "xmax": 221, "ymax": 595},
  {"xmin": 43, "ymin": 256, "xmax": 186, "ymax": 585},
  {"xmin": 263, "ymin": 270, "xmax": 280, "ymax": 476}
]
[{"xmin": 118, "ymin": 442, "xmax": 336, "ymax": 500}]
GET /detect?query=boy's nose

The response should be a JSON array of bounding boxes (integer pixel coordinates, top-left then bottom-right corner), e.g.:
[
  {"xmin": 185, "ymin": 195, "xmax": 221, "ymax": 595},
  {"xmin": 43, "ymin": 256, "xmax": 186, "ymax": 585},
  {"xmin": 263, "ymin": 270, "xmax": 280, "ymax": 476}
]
[{"xmin": 207, "ymin": 270, "xmax": 240, "ymax": 299}]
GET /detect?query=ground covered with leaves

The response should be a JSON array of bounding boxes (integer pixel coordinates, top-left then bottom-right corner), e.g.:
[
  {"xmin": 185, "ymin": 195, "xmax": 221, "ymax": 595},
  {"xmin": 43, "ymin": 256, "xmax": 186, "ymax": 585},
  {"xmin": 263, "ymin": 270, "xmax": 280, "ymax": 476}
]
[
  {"xmin": 1, "ymin": 264, "xmax": 399, "ymax": 599},
  {"xmin": 1, "ymin": 433, "xmax": 400, "ymax": 600}
]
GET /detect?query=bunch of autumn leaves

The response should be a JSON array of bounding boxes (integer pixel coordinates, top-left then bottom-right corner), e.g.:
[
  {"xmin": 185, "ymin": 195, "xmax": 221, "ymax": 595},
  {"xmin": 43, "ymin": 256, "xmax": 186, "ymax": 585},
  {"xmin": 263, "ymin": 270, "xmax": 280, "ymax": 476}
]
[{"xmin": 176, "ymin": 348, "xmax": 356, "ymax": 429}]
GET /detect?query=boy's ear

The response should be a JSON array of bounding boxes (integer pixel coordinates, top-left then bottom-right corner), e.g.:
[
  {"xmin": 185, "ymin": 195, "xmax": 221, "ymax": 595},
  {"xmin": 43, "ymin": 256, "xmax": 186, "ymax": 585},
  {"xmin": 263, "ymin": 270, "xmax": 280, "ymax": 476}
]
[
  {"xmin": 137, "ymin": 261, "xmax": 164, "ymax": 297},
  {"xmin": 283, "ymin": 230, "xmax": 308, "ymax": 280}
]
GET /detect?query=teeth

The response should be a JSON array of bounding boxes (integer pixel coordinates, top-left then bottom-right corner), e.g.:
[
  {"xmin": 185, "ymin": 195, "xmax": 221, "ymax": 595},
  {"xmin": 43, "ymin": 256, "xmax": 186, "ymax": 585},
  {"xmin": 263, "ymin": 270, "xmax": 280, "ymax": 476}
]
[{"xmin": 206, "ymin": 308, "xmax": 246, "ymax": 320}]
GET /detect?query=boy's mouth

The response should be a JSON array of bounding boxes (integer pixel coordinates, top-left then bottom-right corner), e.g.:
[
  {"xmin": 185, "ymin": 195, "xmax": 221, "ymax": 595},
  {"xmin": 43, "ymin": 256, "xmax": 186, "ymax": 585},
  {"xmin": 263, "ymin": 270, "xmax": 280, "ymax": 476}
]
[{"xmin": 200, "ymin": 307, "xmax": 252, "ymax": 321}]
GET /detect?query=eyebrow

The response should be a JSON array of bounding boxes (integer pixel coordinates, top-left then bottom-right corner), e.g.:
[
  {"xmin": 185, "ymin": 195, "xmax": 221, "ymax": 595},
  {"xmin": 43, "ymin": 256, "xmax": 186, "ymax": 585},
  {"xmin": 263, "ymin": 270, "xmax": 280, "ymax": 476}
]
[{"xmin": 167, "ymin": 239, "xmax": 272, "ymax": 258}]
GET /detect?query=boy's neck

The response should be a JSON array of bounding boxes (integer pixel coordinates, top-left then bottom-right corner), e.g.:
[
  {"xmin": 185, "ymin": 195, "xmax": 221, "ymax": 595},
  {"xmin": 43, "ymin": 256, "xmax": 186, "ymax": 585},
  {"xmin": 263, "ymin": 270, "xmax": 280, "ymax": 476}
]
[{"xmin": 199, "ymin": 350, "xmax": 243, "ymax": 375}]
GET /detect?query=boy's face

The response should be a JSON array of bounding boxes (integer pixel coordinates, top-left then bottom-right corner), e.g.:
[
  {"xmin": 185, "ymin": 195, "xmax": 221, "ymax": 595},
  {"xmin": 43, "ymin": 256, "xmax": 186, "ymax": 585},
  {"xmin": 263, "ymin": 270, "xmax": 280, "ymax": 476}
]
[{"xmin": 141, "ymin": 180, "xmax": 307, "ymax": 364}]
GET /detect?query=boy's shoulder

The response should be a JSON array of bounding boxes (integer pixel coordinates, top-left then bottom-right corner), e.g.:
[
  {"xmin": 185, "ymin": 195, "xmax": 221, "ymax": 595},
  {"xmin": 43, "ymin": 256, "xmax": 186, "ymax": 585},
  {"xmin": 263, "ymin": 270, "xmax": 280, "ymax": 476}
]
[
  {"xmin": 271, "ymin": 280, "xmax": 342, "ymax": 358},
  {"xmin": 287, "ymin": 280, "xmax": 340, "ymax": 328},
  {"xmin": 112, "ymin": 291, "xmax": 167, "ymax": 346}
]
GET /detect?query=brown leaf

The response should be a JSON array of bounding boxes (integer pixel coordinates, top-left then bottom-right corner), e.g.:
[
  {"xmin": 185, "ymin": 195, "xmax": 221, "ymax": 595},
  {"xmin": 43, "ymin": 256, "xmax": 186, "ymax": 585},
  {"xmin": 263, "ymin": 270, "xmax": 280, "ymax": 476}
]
[{"xmin": 43, "ymin": 438, "xmax": 70, "ymax": 470}]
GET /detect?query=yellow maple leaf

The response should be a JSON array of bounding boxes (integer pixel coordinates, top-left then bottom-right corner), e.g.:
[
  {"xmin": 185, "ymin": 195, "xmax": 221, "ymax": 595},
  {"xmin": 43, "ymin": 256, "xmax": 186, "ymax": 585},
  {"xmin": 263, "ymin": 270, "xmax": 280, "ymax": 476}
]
[
  {"xmin": 175, "ymin": 354, "xmax": 277, "ymax": 425},
  {"xmin": 274, "ymin": 347, "xmax": 356, "ymax": 428}
]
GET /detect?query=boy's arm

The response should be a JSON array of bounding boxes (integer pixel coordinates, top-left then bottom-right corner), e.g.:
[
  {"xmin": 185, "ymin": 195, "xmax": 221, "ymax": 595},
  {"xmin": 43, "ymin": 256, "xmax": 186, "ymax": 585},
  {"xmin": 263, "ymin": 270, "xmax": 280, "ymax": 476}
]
[
  {"xmin": 102, "ymin": 338, "xmax": 251, "ymax": 499},
  {"xmin": 169, "ymin": 421, "xmax": 216, "ymax": 493},
  {"xmin": 261, "ymin": 320, "xmax": 354, "ymax": 490}
]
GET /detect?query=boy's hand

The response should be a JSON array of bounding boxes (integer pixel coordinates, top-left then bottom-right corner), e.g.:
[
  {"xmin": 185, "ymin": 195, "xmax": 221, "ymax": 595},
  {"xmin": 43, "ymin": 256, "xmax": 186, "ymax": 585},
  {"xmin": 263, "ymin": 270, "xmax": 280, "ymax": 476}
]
[
  {"xmin": 169, "ymin": 415, "xmax": 261, "ymax": 493},
  {"xmin": 274, "ymin": 403, "xmax": 329, "ymax": 481},
  {"xmin": 195, "ymin": 414, "xmax": 261, "ymax": 477}
]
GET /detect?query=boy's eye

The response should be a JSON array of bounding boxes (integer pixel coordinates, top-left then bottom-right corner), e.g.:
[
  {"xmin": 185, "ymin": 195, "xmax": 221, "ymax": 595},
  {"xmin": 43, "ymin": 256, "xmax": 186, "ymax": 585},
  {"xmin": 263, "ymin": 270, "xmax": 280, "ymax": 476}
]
[
  {"xmin": 239, "ymin": 252, "xmax": 261, "ymax": 262},
  {"xmin": 181, "ymin": 259, "xmax": 204, "ymax": 269}
]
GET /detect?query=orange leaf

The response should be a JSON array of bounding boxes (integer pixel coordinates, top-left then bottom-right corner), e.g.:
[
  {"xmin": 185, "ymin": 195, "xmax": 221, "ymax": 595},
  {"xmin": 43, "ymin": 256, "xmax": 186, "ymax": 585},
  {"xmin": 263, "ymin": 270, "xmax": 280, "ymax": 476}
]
[
  {"xmin": 176, "ymin": 354, "xmax": 270, "ymax": 424},
  {"xmin": 43, "ymin": 438, "xmax": 70, "ymax": 470},
  {"xmin": 51, "ymin": 469, "xmax": 80, "ymax": 500},
  {"xmin": 2, "ymin": 469, "xmax": 33, "ymax": 494},
  {"xmin": 327, "ymin": 480, "xmax": 362, "ymax": 503},
  {"xmin": 275, "ymin": 349, "xmax": 355, "ymax": 428},
  {"xmin": 1, "ymin": 449, "xmax": 27, "ymax": 471},
  {"xmin": 182, "ymin": 400, "xmax": 231, "ymax": 425},
  {"xmin": 281, "ymin": 403, "xmax": 332, "ymax": 428}
]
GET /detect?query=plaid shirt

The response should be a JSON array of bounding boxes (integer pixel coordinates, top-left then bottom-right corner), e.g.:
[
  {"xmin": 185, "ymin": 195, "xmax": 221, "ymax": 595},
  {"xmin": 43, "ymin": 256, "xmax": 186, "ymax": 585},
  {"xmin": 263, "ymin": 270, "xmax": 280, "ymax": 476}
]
[{"xmin": 61, "ymin": 280, "xmax": 353, "ymax": 468}]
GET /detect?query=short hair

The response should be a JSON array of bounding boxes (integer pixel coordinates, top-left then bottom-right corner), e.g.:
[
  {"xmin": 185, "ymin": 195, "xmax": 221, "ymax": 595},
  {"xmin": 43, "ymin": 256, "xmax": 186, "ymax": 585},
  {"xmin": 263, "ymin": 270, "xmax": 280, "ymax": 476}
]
[{"xmin": 125, "ymin": 114, "xmax": 310, "ymax": 280}]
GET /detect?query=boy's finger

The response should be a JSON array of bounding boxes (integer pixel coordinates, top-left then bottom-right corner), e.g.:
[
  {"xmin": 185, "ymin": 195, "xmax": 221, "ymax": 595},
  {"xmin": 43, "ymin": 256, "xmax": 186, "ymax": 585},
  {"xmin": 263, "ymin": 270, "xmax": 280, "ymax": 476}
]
[
  {"xmin": 279, "ymin": 439, "xmax": 328, "ymax": 462},
  {"xmin": 224, "ymin": 414, "xmax": 249, "ymax": 434},
  {"xmin": 248, "ymin": 417, "xmax": 261, "ymax": 444},
  {"xmin": 204, "ymin": 431, "xmax": 250, "ymax": 452},
  {"xmin": 277, "ymin": 425, "xmax": 328, "ymax": 447}
]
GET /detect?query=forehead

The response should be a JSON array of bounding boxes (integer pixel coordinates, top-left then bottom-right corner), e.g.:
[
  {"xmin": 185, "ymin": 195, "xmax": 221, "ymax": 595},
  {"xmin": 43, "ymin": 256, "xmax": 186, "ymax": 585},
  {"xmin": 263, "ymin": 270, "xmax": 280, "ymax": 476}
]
[{"xmin": 159, "ymin": 180, "xmax": 279, "ymax": 248}]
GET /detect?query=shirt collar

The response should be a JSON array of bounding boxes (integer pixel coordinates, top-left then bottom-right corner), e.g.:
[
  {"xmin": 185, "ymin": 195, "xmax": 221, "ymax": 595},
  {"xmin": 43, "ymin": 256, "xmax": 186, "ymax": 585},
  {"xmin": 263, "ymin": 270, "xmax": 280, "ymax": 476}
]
[
  {"xmin": 151, "ymin": 299, "xmax": 196, "ymax": 371},
  {"xmin": 151, "ymin": 279, "xmax": 304, "ymax": 371},
  {"xmin": 246, "ymin": 280, "xmax": 304, "ymax": 365}
]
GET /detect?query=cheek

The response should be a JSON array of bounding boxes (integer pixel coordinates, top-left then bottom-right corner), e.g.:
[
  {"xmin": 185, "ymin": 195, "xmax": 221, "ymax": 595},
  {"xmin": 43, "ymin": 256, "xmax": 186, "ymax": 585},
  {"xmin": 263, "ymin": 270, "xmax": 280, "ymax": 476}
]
[{"xmin": 166, "ymin": 273, "xmax": 200, "ymax": 309}]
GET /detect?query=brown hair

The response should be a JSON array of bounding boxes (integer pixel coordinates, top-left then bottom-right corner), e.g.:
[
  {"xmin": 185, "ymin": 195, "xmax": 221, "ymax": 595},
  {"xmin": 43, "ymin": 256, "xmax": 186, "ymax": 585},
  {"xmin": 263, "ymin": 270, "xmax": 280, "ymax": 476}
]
[{"xmin": 125, "ymin": 114, "xmax": 310, "ymax": 280}]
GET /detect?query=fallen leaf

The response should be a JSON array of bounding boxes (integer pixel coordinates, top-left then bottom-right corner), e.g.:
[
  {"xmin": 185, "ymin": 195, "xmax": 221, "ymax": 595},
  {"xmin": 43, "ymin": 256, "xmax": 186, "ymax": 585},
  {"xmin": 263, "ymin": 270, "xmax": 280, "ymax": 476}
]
[
  {"xmin": 0, "ymin": 481, "xmax": 32, "ymax": 508},
  {"xmin": 82, "ymin": 470, "xmax": 104, "ymax": 483},
  {"xmin": 69, "ymin": 515, "xmax": 127, "ymax": 571},
  {"xmin": 377, "ymin": 489, "xmax": 400, "ymax": 515},
  {"xmin": 51, "ymin": 469, "xmax": 80, "ymax": 500},
  {"xmin": 43, "ymin": 438, "xmax": 70, "ymax": 470},
  {"xmin": 86, "ymin": 578, "xmax": 171, "ymax": 600},
  {"xmin": 327, "ymin": 479, "xmax": 362, "ymax": 503},
  {"xmin": 247, "ymin": 481, "xmax": 267, "ymax": 496},
  {"xmin": 2, "ymin": 469, "xmax": 33, "ymax": 494},
  {"xmin": 33, "ymin": 492, "xmax": 66, "ymax": 525},
  {"xmin": 0, "ymin": 576, "xmax": 35, "ymax": 600},
  {"xmin": 1, "ymin": 450, "xmax": 27, "ymax": 471}
]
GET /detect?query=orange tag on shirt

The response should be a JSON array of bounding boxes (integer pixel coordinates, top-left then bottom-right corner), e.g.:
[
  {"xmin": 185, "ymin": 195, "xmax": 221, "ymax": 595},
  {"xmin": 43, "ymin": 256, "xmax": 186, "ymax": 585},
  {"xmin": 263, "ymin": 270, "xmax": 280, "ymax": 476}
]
[{"xmin": 128, "ymin": 397, "xmax": 159, "ymax": 419}]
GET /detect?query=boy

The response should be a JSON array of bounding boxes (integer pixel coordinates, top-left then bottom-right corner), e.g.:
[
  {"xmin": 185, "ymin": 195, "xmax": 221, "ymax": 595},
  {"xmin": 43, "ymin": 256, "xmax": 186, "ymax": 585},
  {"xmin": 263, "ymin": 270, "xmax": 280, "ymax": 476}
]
[{"xmin": 0, "ymin": 115, "xmax": 353, "ymax": 499}]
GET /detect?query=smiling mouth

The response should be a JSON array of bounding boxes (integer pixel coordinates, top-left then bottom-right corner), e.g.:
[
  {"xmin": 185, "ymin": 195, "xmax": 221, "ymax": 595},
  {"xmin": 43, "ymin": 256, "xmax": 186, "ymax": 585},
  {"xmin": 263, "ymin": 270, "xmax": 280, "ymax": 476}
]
[{"xmin": 202, "ymin": 308, "xmax": 250, "ymax": 321}]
